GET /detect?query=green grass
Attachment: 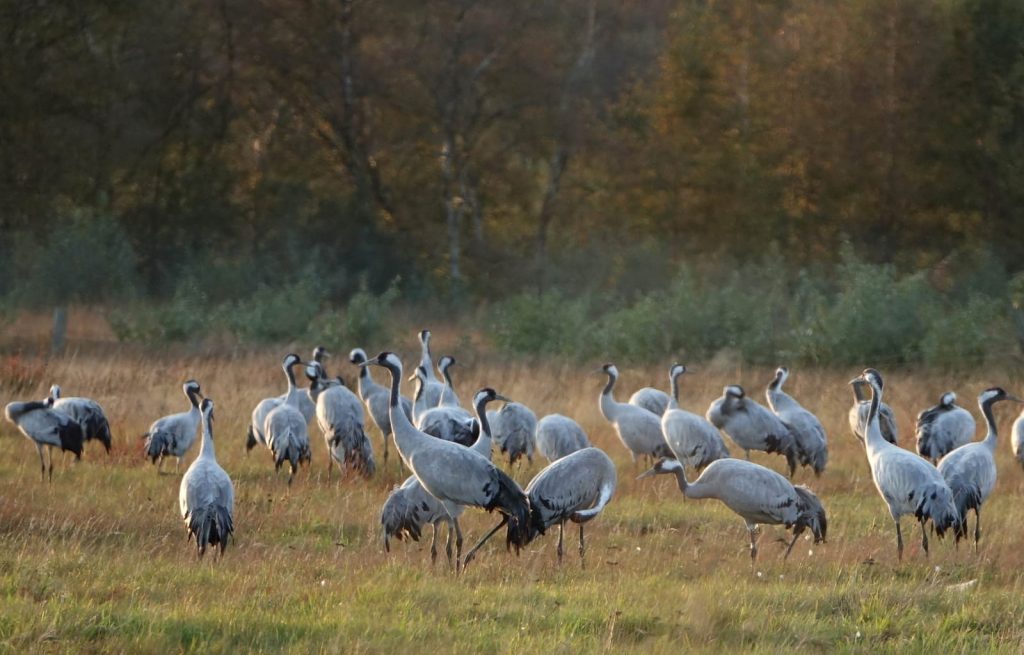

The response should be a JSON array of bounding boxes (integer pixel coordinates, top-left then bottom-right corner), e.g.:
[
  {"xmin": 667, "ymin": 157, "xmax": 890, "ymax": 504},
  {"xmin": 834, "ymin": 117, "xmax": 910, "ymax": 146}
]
[{"xmin": 3, "ymin": 350, "xmax": 1024, "ymax": 652}]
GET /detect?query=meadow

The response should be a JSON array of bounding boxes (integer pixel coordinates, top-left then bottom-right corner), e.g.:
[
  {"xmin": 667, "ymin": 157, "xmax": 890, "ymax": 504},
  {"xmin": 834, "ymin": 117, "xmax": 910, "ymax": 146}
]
[{"xmin": 3, "ymin": 324, "xmax": 1024, "ymax": 653}]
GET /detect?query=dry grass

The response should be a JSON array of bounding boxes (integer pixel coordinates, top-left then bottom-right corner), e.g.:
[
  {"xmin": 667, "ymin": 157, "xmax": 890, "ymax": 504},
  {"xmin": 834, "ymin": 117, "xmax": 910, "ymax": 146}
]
[{"xmin": 3, "ymin": 330, "xmax": 1024, "ymax": 652}]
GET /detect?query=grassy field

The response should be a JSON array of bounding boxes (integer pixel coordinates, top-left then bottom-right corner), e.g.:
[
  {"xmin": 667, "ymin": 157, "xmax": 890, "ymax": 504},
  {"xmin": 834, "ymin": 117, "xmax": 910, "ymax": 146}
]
[{"xmin": 3, "ymin": 332, "xmax": 1024, "ymax": 653}]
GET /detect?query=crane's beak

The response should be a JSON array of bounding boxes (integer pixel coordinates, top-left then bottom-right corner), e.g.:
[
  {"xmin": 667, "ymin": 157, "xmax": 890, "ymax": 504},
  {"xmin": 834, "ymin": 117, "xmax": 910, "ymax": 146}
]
[
  {"xmin": 495, "ymin": 394, "xmax": 512, "ymax": 403},
  {"xmin": 406, "ymin": 372, "xmax": 417, "ymax": 382},
  {"xmin": 636, "ymin": 467, "xmax": 658, "ymax": 481},
  {"xmin": 1008, "ymin": 395, "xmax": 1024, "ymax": 404},
  {"xmin": 847, "ymin": 376, "xmax": 863, "ymax": 386}
]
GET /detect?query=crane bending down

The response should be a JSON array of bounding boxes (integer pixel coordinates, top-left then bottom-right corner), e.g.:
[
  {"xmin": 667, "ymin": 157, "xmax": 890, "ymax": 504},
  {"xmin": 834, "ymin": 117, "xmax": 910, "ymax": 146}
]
[
  {"xmin": 48, "ymin": 385, "xmax": 112, "ymax": 454},
  {"xmin": 937, "ymin": 387, "xmax": 1022, "ymax": 549},
  {"xmin": 706, "ymin": 385, "xmax": 797, "ymax": 477},
  {"xmin": 179, "ymin": 398, "xmax": 234, "ymax": 558},
  {"xmin": 482, "ymin": 447, "xmax": 616, "ymax": 568},
  {"xmin": 916, "ymin": 391, "xmax": 976, "ymax": 464},
  {"xmin": 853, "ymin": 369, "xmax": 961, "ymax": 561},
  {"xmin": 364, "ymin": 352, "xmax": 530, "ymax": 572},
  {"xmin": 638, "ymin": 457, "xmax": 826, "ymax": 564},
  {"xmin": 5, "ymin": 397, "xmax": 84, "ymax": 481}
]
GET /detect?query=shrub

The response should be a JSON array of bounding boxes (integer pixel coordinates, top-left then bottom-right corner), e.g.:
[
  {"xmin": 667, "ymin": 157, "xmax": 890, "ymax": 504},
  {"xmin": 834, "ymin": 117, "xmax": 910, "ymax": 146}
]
[
  {"xmin": 312, "ymin": 277, "xmax": 402, "ymax": 350},
  {"xmin": 109, "ymin": 276, "xmax": 210, "ymax": 343},
  {"xmin": 920, "ymin": 295, "xmax": 1014, "ymax": 369},
  {"xmin": 223, "ymin": 276, "xmax": 323, "ymax": 344}
]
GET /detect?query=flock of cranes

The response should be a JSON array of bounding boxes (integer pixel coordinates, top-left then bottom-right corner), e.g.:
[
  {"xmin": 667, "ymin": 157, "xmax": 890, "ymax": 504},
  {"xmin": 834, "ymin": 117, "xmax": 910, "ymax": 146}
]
[{"xmin": 5, "ymin": 328, "xmax": 1024, "ymax": 571}]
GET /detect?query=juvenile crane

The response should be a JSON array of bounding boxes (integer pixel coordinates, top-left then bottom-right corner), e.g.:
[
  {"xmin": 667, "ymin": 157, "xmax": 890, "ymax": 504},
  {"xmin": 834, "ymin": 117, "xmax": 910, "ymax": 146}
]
[
  {"xmin": 478, "ymin": 447, "xmax": 616, "ymax": 568},
  {"xmin": 661, "ymin": 364, "xmax": 730, "ymax": 472},
  {"xmin": 638, "ymin": 457, "xmax": 826, "ymax": 564},
  {"xmin": 380, "ymin": 387, "xmax": 508, "ymax": 564},
  {"xmin": 364, "ymin": 352, "xmax": 530, "ymax": 572},
  {"xmin": 852, "ymin": 369, "xmax": 961, "ymax": 561},
  {"xmin": 916, "ymin": 391, "xmax": 976, "ymax": 464},
  {"xmin": 535, "ymin": 414, "xmax": 591, "ymax": 463},
  {"xmin": 849, "ymin": 378, "xmax": 898, "ymax": 445},
  {"xmin": 706, "ymin": 385, "xmax": 797, "ymax": 477},
  {"xmin": 599, "ymin": 364, "xmax": 673, "ymax": 464},
  {"xmin": 308, "ymin": 361, "xmax": 375, "ymax": 479},
  {"xmin": 766, "ymin": 367, "xmax": 828, "ymax": 476},
  {"xmin": 179, "ymin": 399, "xmax": 234, "ymax": 558},
  {"xmin": 349, "ymin": 348, "xmax": 413, "ymax": 466},
  {"xmin": 5, "ymin": 396, "xmax": 84, "ymax": 481},
  {"xmin": 937, "ymin": 387, "xmax": 1023, "ymax": 549},
  {"xmin": 143, "ymin": 380, "xmax": 204, "ymax": 472},
  {"xmin": 246, "ymin": 353, "xmax": 305, "ymax": 452},
  {"xmin": 48, "ymin": 385, "xmax": 112, "ymax": 453}
]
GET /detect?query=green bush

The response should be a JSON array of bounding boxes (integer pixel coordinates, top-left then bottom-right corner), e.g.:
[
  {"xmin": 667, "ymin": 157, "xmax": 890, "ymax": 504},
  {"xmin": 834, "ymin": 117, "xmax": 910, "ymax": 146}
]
[
  {"xmin": 109, "ymin": 276, "xmax": 211, "ymax": 344},
  {"xmin": 223, "ymin": 276, "xmax": 323, "ymax": 344},
  {"xmin": 490, "ymin": 291, "xmax": 595, "ymax": 358},
  {"xmin": 920, "ymin": 295, "xmax": 1014, "ymax": 368},
  {"xmin": 312, "ymin": 277, "xmax": 402, "ymax": 350}
]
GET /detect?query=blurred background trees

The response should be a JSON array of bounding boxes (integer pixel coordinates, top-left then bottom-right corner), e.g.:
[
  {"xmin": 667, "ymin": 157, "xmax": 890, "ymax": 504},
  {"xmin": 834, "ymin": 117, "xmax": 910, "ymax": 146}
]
[{"xmin": 2, "ymin": 0, "xmax": 1024, "ymax": 364}]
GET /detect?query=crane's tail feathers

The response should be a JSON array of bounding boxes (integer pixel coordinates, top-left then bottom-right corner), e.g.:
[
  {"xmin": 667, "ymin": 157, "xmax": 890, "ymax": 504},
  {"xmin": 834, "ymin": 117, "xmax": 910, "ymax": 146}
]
[
  {"xmin": 794, "ymin": 485, "xmax": 827, "ymax": 543},
  {"xmin": 949, "ymin": 483, "xmax": 982, "ymax": 543},
  {"xmin": 914, "ymin": 481, "xmax": 961, "ymax": 538},
  {"xmin": 485, "ymin": 470, "xmax": 530, "ymax": 552},
  {"xmin": 245, "ymin": 425, "xmax": 258, "ymax": 452},
  {"xmin": 144, "ymin": 430, "xmax": 169, "ymax": 464},
  {"xmin": 96, "ymin": 419, "xmax": 112, "ymax": 453},
  {"xmin": 380, "ymin": 489, "xmax": 425, "ymax": 549},
  {"xmin": 58, "ymin": 420, "xmax": 84, "ymax": 460},
  {"xmin": 185, "ymin": 505, "xmax": 235, "ymax": 558}
]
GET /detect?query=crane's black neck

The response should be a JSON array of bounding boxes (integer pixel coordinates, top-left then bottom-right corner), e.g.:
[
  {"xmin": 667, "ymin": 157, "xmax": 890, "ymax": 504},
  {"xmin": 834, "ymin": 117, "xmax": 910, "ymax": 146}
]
[
  {"xmin": 980, "ymin": 396, "xmax": 1000, "ymax": 445},
  {"xmin": 187, "ymin": 388, "xmax": 201, "ymax": 408},
  {"xmin": 442, "ymin": 364, "xmax": 454, "ymax": 388},
  {"xmin": 851, "ymin": 380, "xmax": 866, "ymax": 403},
  {"xmin": 670, "ymin": 372, "xmax": 682, "ymax": 404},
  {"xmin": 285, "ymin": 363, "xmax": 297, "ymax": 388},
  {"xmin": 474, "ymin": 396, "xmax": 494, "ymax": 440},
  {"xmin": 602, "ymin": 372, "xmax": 616, "ymax": 397}
]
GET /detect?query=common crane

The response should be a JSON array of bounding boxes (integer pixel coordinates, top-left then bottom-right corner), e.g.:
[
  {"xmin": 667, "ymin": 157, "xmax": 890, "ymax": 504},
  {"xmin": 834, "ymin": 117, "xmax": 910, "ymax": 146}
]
[
  {"xmin": 308, "ymin": 361, "xmax": 375, "ymax": 479},
  {"xmin": 380, "ymin": 387, "xmax": 508, "ymax": 565},
  {"xmin": 246, "ymin": 353, "xmax": 305, "ymax": 453},
  {"xmin": 660, "ymin": 364, "xmax": 730, "ymax": 472},
  {"xmin": 294, "ymin": 346, "xmax": 329, "ymax": 425},
  {"xmin": 849, "ymin": 378, "xmax": 898, "ymax": 445},
  {"xmin": 481, "ymin": 447, "xmax": 615, "ymax": 568},
  {"xmin": 599, "ymin": 364, "xmax": 673, "ymax": 464},
  {"xmin": 916, "ymin": 391, "xmax": 976, "ymax": 464},
  {"xmin": 766, "ymin": 367, "xmax": 828, "ymax": 476},
  {"xmin": 629, "ymin": 387, "xmax": 671, "ymax": 417},
  {"xmin": 48, "ymin": 385, "xmax": 112, "ymax": 453},
  {"xmin": 179, "ymin": 399, "xmax": 234, "ymax": 558},
  {"xmin": 5, "ymin": 396, "xmax": 84, "ymax": 481},
  {"xmin": 535, "ymin": 414, "xmax": 591, "ymax": 463},
  {"xmin": 1013, "ymin": 408, "xmax": 1024, "ymax": 471},
  {"xmin": 411, "ymin": 365, "xmax": 447, "ymax": 422},
  {"xmin": 143, "ymin": 380, "xmax": 204, "ymax": 473},
  {"xmin": 437, "ymin": 355, "xmax": 461, "ymax": 407},
  {"xmin": 414, "ymin": 370, "xmax": 478, "ymax": 446},
  {"xmin": 937, "ymin": 387, "xmax": 1022, "ymax": 549},
  {"xmin": 638, "ymin": 457, "xmax": 826, "ymax": 564},
  {"xmin": 363, "ymin": 352, "xmax": 530, "ymax": 572},
  {"xmin": 706, "ymin": 385, "xmax": 797, "ymax": 477},
  {"xmin": 852, "ymin": 369, "xmax": 961, "ymax": 561},
  {"xmin": 349, "ymin": 347, "xmax": 413, "ymax": 466},
  {"xmin": 488, "ymin": 401, "xmax": 538, "ymax": 467}
]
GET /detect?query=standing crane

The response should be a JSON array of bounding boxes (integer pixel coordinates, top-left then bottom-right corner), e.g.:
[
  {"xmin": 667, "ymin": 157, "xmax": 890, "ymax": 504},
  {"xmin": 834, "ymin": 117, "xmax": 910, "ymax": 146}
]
[
  {"xmin": 660, "ymin": 364, "xmax": 730, "ymax": 472},
  {"xmin": 599, "ymin": 364, "xmax": 673, "ymax": 464},
  {"xmin": 629, "ymin": 386, "xmax": 671, "ymax": 417},
  {"xmin": 411, "ymin": 365, "xmax": 448, "ymax": 422},
  {"xmin": 1013, "ymin": 407, "xmax": 1024, "ymax": 471},
  {"xmin": 246, "ymin": 353, "xmax": 305, "ymax": 453},
  {"xmin": 937, "ymin": 387, "xmax": 1023, "ymax": 549},
  {"xmin": 849, "ymin": 378, "xmax": 898, "ymax": 445},
  {"xmin": 349, "ymin": 348, "xmax": 413, "ymax": 466},
  {"xmin": 916, "ymin": 391, "xmax": 976, "ymax": 464},
  {"xmin": 179, "ymin": 398, "xmax": 234, "ymax": 558},
  {"xmin": 437, "ymin": 355, "xmax": 462, "ymax": 407},
  {"xmin": 143, "ymin": 380, "xmax": 204, "ymax": 473},
  {"xmin": 488, "ymin": 401, "xmax": 538, "ymax": 467},
  {"xmin": 363, "ymin": 352, "xmax": 530, "ymax": 572},
  {"xmin": 706, "ymin": 385, "xmax": 797, "ymax": 477},
  {"xmin": 852, "ymin": 369, "xmax": 961, "ymax": 561},
  {"xmin": 5, "ymin": 396, "xmax": 84, "ymax": 481},
  {"xmin": 638, "ymin": 457, "xmax": 826, "ymax": 564},
  {"xmin": 48, "ymin": 385, "xmax": 112, "ymax": 454},
  {"xmin": 307, "ymin": 361, "xmax": 375, "ymax": 479},
  {"xmin": 766, "ymin": 367, "xmax": 828, "ymax": 476}
]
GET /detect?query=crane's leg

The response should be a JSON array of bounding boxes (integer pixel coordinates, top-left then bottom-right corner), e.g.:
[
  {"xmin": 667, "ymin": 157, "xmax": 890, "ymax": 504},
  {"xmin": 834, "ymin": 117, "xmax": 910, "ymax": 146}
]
[
  {"xmin": 579, "ymin": 523, "xmax": 586, "ymax": 569},
  {"xmin": 176, "ymin": 457, "xmax": 181, "ymax": 474},
  {"xmin": 445, "ymin": 520, "xmax": 454, "ymax": 569},
  {"xmin": 919, "ymin": 518, "xmax": 929, "ymax": 557},
  {"xmin": 747, "ymin": 523, "xmax": 760, "ymax": 565},
  {"xmin": 453, "ymin": 518, "xmax": 464, "ymax": 574},
  {"xmin": 430, "ymin": 523, "xmax": 439, "ymax": 565},
  {"xmin": 745, "ymin": 449, "xmax": 751, "ymax": 461},
  {"xmin": 463, "ymin": 516, "xmax": 509, "ymax": 570},
  {"xmin": 47, "ymin": 446, "xmax": 54, "ymax": 482},
  {"xmin": 36, "ymin": 443, "xmax": 46, "ymax": 482},
  {"xmin": 895, "ymin": 519, "xmax": 904, "ymax": 562},
  {"xmin": 974, "ymin": 508, "xmax": 981, "ymax": 552},
  {"xmin": 326, "ymin": 455, "xmax": 333, "ymax": 482},
  {"xmin": 556, "ymin": 521, "xmax": 565, "ymax": 563},
  {"xmin": 382, "ymin": 430, "xmax": 389, "ymax": 467}
]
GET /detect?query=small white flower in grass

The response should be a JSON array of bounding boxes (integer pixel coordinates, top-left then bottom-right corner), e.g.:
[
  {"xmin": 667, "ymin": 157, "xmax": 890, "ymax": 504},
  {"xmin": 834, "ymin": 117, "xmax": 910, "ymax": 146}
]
[
  {"xmin": 636, "ymin": 546, "xmax": 641, "ymax": 551},
  {"xmin": 320, "ymin": 579, "xmax": 326, "ymax": 587},
  {"xmin": 808, "ymin": 549, "xmax": 814, "ymax": 556},
  {"xmin": 756, "ymin": 571, "xmax": 763, "ymax": 578},
  {"xmin": 779, "ymin": 574, "xmax": 784, "ymax": 580},
  {"xmin": 855, "ymin": 631, "xmax": 862, "ymax": 639},
  {"xmin": 934, "ymin": 566, "xmax": 941, "ymax": 573}
]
